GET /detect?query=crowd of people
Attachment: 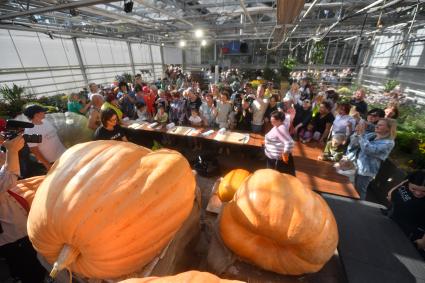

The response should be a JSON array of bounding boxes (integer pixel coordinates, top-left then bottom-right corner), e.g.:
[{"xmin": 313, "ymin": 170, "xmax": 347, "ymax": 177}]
[{"xmin": 66, "ymin": 74, "xmax": 404, "ymax": 192}]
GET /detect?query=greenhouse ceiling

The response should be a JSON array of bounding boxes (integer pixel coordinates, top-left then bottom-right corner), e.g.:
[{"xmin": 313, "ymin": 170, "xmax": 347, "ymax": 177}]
[{"xmin": 0, "ymin": 0, "xmax": 424, "ymax": 48}]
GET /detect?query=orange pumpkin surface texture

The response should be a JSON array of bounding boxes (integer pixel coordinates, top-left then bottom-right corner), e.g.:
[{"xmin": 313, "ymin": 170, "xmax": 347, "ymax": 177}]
[
  {"xmin": 27, "ymin": 140, "xmax": 196, "ymax": 279},
  {"xmin": 119, "ymin": 270, "xmax": 244, "ymax": 283},
  {"xmin": 11, "ymin": 175, "xmax": 45, "ymax": 207},
  {"xmin": 220, "ymin": 169, "xmax": 338, "ymax": 275},
  {"xmin": 218, "ymin": 169, "xmax": 251, "ymax": 202}
]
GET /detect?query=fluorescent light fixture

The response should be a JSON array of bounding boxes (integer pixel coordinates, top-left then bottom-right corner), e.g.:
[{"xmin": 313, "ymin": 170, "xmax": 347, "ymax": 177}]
[
  {"xmin": 201, "ymin": 39, "xmax": 207, "ymax": 46},
  {"xmin": 195, "ymin": 29, "xmax": 204, "ymax": 38},
  {"xmin": 179, "ymin": 40, "xmax": 186, "ymax": 47}
]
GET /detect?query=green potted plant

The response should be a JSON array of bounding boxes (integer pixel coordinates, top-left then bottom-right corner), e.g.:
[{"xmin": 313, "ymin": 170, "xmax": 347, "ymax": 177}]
[
  {"xmin": 0, "ymin": 84, "xmax": 35, "ymax": 118},
  {"xmin": 383, "ymin": 79, "xmax": 399, "ymax": 93},
  {"xmin": 280, "ymin": 57, "xmax": 297, "ymax": 92}
]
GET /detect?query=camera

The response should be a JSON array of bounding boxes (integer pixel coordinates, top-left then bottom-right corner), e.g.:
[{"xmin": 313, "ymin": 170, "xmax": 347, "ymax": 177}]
[{"xmin": 3, "ymin": 120, "xmax": 42, "ymax": 143}]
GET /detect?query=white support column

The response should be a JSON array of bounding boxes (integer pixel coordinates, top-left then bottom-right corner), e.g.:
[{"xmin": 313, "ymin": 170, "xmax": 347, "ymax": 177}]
[
  {"xmin": 72, "ymin": 37, "xmax": 88, "ymax": 85},
  {"xmin": 182, "ymin": 48, "xmax": 186, "ymax": 72},
  {"xmin": 160, "ymin": 45, "xmax": 165, "ymax": 79},
  {"xmin": 148, "ymin": 44, "xmax": 155, "ymax": 81},
  {"xmin": 324, "ymin": 38, "xmax": 331, "ymax": 64},
  {"xmin": 331, "ymin": 39, "xmax": 339, "ymax": 65},
  {"xmin": 214, "ymin": 65, "xmax": 219, "ymax": 84},
  {"xmin": 214, "ymin": 42, "xmax": 217, "ymax": 63},
  {"xmin": 339, "ymin": 43, "xmax": 347, "ymax": 65},
  {"xmin": 127, "ymin": 41, "xmax": 136, "ymax": 76}
]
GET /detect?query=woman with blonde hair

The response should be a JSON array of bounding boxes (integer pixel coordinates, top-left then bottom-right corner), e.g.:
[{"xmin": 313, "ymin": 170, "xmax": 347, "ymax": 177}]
[
  {"xmin": 349, "ymin": 118, "xmax": 397, "ymax": 199},
  {"xmin": 284, "ymin": 82, "xmax": 301, "ymax": 105}
]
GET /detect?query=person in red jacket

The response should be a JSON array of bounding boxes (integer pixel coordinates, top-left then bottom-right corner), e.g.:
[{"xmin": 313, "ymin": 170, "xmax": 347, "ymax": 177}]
[{"xmin": 142, "ymin": 86, "xmax": 157, "ymax": 117}]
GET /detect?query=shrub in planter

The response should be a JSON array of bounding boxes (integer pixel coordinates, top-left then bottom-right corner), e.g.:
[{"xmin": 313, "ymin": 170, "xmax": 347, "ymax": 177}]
[{"xmin": 383, "ymin": 79, "xmax": 399, "ymax": 92}]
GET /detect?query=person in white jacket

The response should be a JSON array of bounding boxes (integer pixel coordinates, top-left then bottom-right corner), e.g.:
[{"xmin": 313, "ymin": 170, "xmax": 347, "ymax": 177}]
[{"xmin": 251, "ymin": 84, "xmax": 269, "ymax": 133}]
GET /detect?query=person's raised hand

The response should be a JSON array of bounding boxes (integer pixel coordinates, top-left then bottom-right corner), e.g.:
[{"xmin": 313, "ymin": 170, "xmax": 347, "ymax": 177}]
[
  {"xmin": 355, "ymin": 121, "xmax": 366, "ymax": 135},
  {"xmin": 3, "ymin": 135, "xmax": 24, "ymax": 153}
]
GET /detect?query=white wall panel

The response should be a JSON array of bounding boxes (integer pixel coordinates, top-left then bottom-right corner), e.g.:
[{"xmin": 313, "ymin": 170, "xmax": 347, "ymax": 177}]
[
  {"xmin": 151, "ymin": 45, "xmax": 162, "ymax": 64},
  {"xmin": 163, "ymin": 47, "xmax": 182, "ymax": 64},
  {"xmin": 78, "ymin": 38, "xmax": 102, "ymax": 65},
  {"xmin": 184, "ymin": 48, "xmax": 201, "ymax": 65},
  {"xmin": 110, "ymin": 40, "xmax": 130, "ymax": 65},
  {"xmin": 96, "ymin": 39, "xmax": 114, "ymax": 65},
  {"xmin": 0, "ymin": 30, "xmax": 22, "ymax": 68},
  {"xmin": 39, "ymin": 34, "xmax": 69, "ymax": 67},
  {"xmin": 61, "ymin": 38, "xmax": 79, "ymax": 65},
  {"xmin": 131, "ymin": 43, "xmax": 151, "ymax": 64},
  {"xmin": 10, "ymin": 30, "xmax": 47, "ymax": 68},
  {"xmin": 2, "ymin": 28, "xmax": 164, "ymax": 97}
]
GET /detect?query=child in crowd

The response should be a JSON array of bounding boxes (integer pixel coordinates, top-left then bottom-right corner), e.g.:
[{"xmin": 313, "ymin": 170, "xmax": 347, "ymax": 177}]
[
  {"xmin": 154, "ymin": 104, "xmax": 168, "ymax": 124},
  {"xmin": 318, "ymin": 133, "xmax": 346, "ymax": 162},
  {"xmin": 189, "ymin": 108, "xmax": 202, "ymax": 127},
  {"xmin": 299, "ymin": 123, "xmax": 314, "ymax": 143},
  {"xmin": 135, "ymin": 102, "xmax": 150, "ymax": 122}
]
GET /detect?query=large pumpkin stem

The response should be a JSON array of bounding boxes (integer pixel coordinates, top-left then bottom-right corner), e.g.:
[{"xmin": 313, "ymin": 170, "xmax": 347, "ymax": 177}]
[{"xmin": 50, "ymin": 244, "xmax": 80, "ymax": 278}]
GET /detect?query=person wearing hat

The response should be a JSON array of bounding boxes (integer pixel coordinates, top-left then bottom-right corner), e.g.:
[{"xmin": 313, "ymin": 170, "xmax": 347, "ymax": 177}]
[
  {"xmin": 23, "ymin": 105, "xmax": 66, "ymax": 171},
  {"xmin": 365, "ymin": 108, "xmax": 385, "ymax": 134}
]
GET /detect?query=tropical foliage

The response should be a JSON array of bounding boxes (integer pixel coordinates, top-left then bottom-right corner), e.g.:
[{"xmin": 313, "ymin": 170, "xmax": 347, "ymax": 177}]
[
  {"xmin": 280, "ymin": 57, "xmax": 297, "ymax": 79},
  {"xmin": 310, "ymin": 42, "xmax": 325, "ymax": 64},
  {"xmin": 383, "ymin": 79, "xmax": 399, "ymax": 92}
]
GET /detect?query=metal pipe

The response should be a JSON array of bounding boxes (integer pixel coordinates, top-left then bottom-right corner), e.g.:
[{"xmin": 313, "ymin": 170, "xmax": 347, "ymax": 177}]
[
  {"xmin": 72, "ymin": 37, "xmax": 88, "ymax": 85},
  {"xmin": 134, "ymin": 0, "xmax": 193, "ymax": 27},
  {"xmin": 127, "ymin": 41, "xmax": 136, "ymax": 76},
  {"xmin": 285, "ymin": 0, "xmax": 320, "ymax": 42},
  {"xmin": 355, "ymin": 0, "xmax": 386, "ymax": 15},
  {"xmin": 0, "ymin": 0, "xmax": 118, "ymax": 21},
  {"xmin": 239, "ymin": 0, "xmax": 257, "ymax": 33}
]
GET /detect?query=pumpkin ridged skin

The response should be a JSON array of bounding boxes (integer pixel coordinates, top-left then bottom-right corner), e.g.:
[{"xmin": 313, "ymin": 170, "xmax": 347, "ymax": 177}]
[
  {"xmin": 218, "ymin": 169, "xmax": 251, "ymax": 202},
  {"xmin": 27, "ymin": 140, "xmax": 196, "ymax": 279},
  {"xmin": 11, "ymin": 175, "xmax": 45, "ymax": 207},
  {"xmin": 220, "ymin": 169, "xmax": 338, "ymax": 275},
  {"xmin": 119, "ymin": 271, "xmax": 244, "ymax": 283}
]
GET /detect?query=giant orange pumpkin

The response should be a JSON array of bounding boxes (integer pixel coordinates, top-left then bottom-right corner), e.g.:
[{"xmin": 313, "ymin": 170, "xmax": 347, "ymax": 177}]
[
  {"xmin": 220, "ymin": 169, "xmax": 338, "ymax": 275},
  {"xmin": 119, "ymin": 271, "xmax": 244, "ymax": 283},
  {"xmin": 218, "ymin": 169, "xmax": 251, "ymax": 202},
  {"xmin": 27, "ymin": 140, "xmax": 196, "ymax": 279},
  {"xmin": 10, "ymin": 175, "xmax": 45, "ymax": 207}
]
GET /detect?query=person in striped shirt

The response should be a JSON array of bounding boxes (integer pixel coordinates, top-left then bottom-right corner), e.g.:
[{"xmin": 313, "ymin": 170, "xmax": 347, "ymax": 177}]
[{"xmin": 264, "ymin": 111, "xmax": 296, "ymax": 176}]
